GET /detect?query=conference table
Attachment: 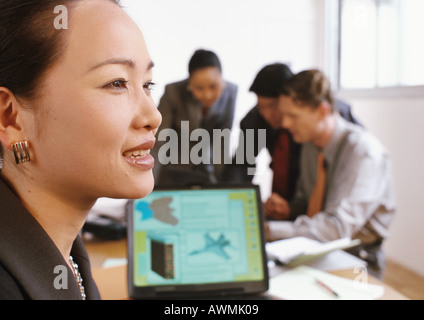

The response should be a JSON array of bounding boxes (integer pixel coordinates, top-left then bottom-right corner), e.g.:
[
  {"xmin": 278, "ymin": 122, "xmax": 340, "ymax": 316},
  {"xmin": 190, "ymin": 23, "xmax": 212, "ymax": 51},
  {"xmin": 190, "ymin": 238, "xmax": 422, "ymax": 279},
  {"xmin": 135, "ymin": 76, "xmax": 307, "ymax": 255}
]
[{"xmin": 85, "ymin": 237, "xmax": 409, "ymax": 300}]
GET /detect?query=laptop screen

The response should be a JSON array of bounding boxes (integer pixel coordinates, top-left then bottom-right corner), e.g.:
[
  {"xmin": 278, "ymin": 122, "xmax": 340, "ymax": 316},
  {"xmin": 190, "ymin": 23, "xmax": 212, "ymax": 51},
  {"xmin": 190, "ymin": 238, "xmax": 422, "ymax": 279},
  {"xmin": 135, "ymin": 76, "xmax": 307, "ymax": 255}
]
[{"xmin": 126, "ymin": 184, "xmax": 269, "ymax": 299}]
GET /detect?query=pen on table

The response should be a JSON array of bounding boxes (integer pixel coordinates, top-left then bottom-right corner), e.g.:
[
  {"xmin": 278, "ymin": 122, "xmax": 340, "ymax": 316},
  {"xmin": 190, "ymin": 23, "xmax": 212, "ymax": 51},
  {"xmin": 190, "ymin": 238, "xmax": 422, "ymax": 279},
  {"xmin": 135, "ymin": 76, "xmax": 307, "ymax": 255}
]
[{"xmin": 315, "ymin": 278, "xmax": 339, "ymax": 298}]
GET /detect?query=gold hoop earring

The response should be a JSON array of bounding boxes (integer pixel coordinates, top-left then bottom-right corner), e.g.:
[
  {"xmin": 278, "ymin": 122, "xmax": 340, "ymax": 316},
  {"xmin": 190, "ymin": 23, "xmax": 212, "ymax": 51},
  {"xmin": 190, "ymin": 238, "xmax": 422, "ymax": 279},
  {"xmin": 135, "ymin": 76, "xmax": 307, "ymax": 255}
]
[{"xmin": 11, "ymin": 141, "xmax": 31, "ymax": 164}]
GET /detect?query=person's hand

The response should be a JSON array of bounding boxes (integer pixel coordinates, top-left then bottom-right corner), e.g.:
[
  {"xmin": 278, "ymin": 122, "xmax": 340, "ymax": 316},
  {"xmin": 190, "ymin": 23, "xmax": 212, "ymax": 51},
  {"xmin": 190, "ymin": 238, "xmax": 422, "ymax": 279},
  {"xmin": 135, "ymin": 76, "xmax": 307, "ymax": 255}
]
[{"xmin": 264, "ymin": 193, "xmax": 290, "ymax": 220}]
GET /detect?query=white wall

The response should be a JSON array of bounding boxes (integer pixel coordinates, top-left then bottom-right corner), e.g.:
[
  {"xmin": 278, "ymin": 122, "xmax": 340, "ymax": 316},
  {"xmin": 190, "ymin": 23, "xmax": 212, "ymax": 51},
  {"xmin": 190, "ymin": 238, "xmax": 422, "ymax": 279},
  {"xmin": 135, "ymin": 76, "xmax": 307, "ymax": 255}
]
[
  {"xmin": 338, "ymin": 91, "xmax": 424, "ymax": 277},
  {"xmin": 122, "ymin": 0, "xmax": 324, "ymax": 125}
]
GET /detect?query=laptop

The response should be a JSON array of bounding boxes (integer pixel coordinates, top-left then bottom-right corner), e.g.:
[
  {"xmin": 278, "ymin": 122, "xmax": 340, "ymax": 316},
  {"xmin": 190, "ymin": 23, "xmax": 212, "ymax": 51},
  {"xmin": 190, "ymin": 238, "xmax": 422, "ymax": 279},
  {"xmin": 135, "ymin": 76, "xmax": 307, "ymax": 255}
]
[{"xmin": 126, "ymin": 183, "xmax": 269, "ymax": 299}]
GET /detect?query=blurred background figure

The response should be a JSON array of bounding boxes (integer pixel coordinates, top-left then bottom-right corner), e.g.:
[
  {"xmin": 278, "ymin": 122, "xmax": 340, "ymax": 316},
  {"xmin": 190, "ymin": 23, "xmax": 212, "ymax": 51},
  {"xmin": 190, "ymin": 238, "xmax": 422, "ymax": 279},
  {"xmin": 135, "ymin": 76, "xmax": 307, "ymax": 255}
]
[
  {"xmin": 266, "ymin": 69, "xmax": 396, "ymax": 279},
  {"xmin": 223, "ymin": 63, "xmax": 361, "ymax": 219},
  {"xmin": 152, "ymin": 49, "xmax": 238, "ymax": 186}
]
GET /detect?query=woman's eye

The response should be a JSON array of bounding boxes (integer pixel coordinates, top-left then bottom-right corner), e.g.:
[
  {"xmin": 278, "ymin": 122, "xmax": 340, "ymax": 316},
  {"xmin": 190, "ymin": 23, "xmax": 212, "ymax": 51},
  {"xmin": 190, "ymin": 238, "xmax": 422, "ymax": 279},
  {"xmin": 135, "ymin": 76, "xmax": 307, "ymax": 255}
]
[
  {"xmin": 105, "ymin": 79, "xmax": 129, "ymax": 90},
  {"xmin": 143, "ymin": 81, "xmax": 156, "ymax": 92}
]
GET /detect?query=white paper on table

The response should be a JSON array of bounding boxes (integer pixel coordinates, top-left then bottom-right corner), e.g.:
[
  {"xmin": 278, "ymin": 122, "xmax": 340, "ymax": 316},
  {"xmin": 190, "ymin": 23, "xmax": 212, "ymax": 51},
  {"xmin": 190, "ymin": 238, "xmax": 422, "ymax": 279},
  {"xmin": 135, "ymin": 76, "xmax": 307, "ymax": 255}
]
[{"xmin": 268, "ymin": 265, "xmax": 384, "ymax": 300}]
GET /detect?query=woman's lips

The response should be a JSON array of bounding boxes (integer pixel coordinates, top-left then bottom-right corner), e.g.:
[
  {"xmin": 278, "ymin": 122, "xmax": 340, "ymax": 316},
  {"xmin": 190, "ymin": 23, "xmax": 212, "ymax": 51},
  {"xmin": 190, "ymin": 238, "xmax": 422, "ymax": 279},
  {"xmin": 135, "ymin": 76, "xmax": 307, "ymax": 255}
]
[{"xmin": 123, "ymin": 140, "xmax": 155, "ymax": 170}]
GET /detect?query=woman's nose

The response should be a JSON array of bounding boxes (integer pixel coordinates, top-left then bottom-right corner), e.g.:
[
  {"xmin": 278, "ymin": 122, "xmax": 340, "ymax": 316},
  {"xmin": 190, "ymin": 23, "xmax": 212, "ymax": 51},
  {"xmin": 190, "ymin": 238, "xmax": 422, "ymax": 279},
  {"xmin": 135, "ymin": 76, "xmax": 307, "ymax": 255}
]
[
  {"xmin": 134, "ymin": 97, "xmax": 162, "ymax": 131},
  {"xmin": 146, "ymin": 102, "xmax": 162, "ymax": 131}
]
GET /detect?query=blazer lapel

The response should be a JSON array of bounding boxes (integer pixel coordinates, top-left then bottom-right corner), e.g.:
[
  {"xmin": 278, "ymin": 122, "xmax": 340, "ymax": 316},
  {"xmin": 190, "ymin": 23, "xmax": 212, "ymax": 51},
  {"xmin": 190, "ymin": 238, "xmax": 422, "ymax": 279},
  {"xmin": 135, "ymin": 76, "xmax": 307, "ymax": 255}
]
[{"xmin": 71, "ymin": 236, "xmax": 101, "ymax": 300}]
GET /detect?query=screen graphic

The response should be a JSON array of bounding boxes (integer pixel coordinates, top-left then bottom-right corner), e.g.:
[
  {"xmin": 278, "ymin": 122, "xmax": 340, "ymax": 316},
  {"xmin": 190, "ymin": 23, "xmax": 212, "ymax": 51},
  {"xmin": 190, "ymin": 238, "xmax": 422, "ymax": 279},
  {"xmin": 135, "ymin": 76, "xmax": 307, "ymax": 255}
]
[{"xmin": 132, "ymin": 188, "xmax": 264, "ymax": 287}]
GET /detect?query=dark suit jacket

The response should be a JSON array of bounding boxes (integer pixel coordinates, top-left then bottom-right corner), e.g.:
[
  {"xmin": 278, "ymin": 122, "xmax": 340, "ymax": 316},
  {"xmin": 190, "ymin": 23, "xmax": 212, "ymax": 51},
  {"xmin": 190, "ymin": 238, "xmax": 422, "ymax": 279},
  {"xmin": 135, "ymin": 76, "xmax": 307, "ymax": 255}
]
[
  {"xmin": 223, "ymin": 99, "xmax": 361, "ymax": 202},
  {"xmin": 223, "ymin": 107, "xmax": 301, "ymax": 201},
  {"xmin": 0, "ymin": 178, "xmax": 100, "ymax": 300}
]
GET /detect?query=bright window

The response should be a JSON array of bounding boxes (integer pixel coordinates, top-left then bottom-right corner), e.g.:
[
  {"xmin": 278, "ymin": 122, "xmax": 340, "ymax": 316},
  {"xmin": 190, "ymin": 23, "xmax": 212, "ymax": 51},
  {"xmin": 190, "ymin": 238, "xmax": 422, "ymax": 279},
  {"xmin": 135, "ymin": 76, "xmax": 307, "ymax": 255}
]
[{"xmin": 339, "ymin": 0, "xmax": 424, "ymax": 89}]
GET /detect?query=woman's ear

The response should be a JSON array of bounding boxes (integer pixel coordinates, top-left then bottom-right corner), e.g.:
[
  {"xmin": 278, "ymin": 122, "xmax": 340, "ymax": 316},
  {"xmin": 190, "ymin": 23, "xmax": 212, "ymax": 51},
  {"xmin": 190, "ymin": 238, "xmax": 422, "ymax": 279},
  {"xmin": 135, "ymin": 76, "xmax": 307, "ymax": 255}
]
[{"xmin": 0, "ymin": 87, "xmax": 22, "ymax": 151}]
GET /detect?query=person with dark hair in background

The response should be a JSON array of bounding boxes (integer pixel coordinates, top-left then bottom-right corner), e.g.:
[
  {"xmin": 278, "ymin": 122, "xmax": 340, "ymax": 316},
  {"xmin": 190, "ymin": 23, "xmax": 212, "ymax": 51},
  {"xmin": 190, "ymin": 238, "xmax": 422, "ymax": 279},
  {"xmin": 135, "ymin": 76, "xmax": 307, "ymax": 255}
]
[
  {"xmin": 224, "ymin": 63, "xmax": 361, "ymax": 220},
  {"xmin": 266, "ymin": 69, "xmax": 396, "ymax": 279},
  {"xmin": 0, "ymin": 0, "xmax": 161, "ymax": 299},
  {"xmin": 151, "ymin": 49, "xmax": 238, "ymax": 186}
]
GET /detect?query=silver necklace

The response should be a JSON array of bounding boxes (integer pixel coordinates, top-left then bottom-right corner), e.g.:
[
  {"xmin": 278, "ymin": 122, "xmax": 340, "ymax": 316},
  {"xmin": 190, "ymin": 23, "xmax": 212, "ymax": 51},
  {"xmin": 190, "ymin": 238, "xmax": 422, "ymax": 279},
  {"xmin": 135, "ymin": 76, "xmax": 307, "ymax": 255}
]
[{"xmin": 69, "ymin": 256, "xmax": 86, "ymax": 300}]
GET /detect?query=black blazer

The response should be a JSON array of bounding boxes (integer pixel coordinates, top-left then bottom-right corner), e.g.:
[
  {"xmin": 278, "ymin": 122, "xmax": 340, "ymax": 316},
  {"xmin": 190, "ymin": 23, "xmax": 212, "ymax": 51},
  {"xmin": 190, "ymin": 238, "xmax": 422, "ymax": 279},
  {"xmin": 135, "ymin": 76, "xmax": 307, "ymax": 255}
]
[
  {"xmin": 222, "ymin": 107, "xmax": 301, "ymax": 202},
  {"xmin": 0, "ymin": 179, "xmax": 100, "ymax": 300}
]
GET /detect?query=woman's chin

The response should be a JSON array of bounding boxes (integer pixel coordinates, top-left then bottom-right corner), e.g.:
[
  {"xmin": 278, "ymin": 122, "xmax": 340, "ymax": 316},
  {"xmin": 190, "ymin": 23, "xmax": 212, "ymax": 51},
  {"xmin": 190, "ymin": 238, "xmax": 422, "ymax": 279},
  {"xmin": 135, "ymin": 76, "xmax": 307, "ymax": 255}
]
[{"xmin": 122, "ymin": 174, "xmax": 155, "ymax": 200}]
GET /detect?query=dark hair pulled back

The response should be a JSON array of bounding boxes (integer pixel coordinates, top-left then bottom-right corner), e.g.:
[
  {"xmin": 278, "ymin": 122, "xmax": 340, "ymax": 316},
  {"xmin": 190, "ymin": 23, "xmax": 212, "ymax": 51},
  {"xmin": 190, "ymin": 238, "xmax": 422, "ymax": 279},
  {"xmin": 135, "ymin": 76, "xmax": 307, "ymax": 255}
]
[
  {"xmin": 188, "ymin": 49, "xmax": 222, "ymax": 76},
  {"xmin": 0, "ymin": 0, "xmax": 120, "ymax": 100}
]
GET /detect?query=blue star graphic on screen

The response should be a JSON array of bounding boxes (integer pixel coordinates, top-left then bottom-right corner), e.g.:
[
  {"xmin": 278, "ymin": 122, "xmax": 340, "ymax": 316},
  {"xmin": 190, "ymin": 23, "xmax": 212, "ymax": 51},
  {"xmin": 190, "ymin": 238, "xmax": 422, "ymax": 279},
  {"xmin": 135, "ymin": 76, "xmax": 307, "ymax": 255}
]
[{"xmin": 189, "ymin": 233, "xmax": 231, "ymax": 259}]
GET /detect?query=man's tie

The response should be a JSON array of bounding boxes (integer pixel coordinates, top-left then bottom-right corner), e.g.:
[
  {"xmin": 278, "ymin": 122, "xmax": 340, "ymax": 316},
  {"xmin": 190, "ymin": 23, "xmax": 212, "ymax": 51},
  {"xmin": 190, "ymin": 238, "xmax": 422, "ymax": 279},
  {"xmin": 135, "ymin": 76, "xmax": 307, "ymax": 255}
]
[
  {"xmin": 272, "ymin": 130, "xmax": 290, "ymax": 199},
  {"xmin": 307, "ymin": 151, "xmax": 327, "ymax": 217}
]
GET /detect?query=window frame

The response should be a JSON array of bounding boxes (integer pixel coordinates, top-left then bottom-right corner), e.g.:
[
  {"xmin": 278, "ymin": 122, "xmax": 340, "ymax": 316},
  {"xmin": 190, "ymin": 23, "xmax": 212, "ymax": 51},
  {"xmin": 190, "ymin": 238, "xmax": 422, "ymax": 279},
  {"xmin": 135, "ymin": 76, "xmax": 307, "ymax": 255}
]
[{"xmin": 328, "ymin": 0, "xmax": 424, "ymax": 98}]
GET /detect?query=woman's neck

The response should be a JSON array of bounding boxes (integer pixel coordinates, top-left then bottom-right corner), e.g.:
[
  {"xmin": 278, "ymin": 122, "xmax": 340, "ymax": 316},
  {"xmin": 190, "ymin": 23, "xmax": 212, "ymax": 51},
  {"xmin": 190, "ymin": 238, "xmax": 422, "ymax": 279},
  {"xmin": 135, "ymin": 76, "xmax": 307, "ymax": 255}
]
[{"xmin": 3, "ymin": 171, "xmax": 94, "ymax": 262}]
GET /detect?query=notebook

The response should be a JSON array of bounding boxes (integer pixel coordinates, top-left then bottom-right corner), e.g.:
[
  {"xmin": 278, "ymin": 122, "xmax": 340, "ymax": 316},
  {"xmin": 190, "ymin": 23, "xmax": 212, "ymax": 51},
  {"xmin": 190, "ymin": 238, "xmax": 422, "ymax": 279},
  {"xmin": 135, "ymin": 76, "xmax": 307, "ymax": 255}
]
[{"xmin": 126, "ymin": 184, "xmax": 269, "ymax": 299}]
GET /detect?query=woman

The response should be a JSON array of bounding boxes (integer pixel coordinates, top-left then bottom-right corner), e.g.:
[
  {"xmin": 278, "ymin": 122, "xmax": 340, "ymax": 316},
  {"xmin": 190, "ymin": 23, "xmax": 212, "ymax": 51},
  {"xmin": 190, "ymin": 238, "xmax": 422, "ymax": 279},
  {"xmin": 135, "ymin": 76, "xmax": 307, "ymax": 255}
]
[
  {"xmin": 0, "ymin": 0, "xmax": 161, "ymax": 299},
  {"xmin": 151, "ymin": 49, "xmax": 238, "ymax": 186}
]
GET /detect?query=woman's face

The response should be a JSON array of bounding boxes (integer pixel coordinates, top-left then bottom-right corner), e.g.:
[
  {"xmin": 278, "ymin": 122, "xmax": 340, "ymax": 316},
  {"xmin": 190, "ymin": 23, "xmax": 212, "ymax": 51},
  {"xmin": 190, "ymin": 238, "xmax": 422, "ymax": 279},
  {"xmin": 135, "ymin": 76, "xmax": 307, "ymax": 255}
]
[
  {"xmin": 21, "ymin": 0, "xmax": 161, "ymax": 203},
  {"xmin": 188, "ymin": 67, "xmax": 225, "ymax": 108}
]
